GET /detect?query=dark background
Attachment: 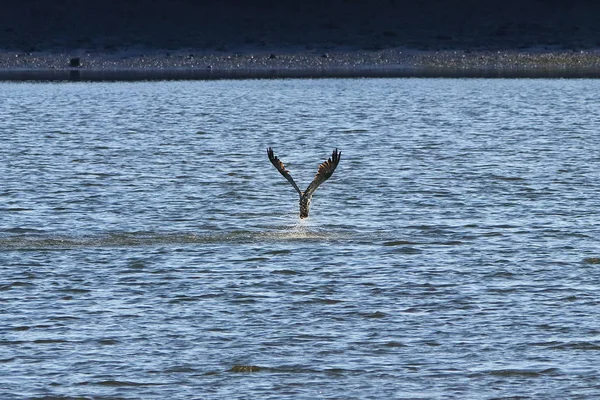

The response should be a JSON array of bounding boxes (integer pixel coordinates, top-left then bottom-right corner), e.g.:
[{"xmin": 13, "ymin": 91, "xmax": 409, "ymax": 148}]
[{"xmin": 1, "ymin": 0, "xmax": 599, "ymax": 53}]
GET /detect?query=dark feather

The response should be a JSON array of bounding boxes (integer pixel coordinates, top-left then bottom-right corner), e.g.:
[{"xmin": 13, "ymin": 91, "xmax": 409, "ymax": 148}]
[
  {"xmin": 267, "ymin": 147, "xmax": 302, "ymax": 195},
  {"xmin": 304, "ymin": 149, "xmax": 341, "ymax": 197}
]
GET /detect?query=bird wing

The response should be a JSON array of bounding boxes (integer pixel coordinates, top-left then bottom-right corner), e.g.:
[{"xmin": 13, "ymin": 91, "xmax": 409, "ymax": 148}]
[
  {"xmin": 267, "ymin": 147, "xmax": 302, "ymax": 195},
  {"xmin": 304, "ymin": 149, "xmax": 341, "ymax": 197}
]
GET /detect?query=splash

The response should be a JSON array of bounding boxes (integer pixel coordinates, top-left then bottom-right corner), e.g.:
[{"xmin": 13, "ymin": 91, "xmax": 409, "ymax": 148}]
[
  {"xmin": 0, "ymin": 224, "xmax": 342, "ymax": 250},
  {"xmin": 253, "ymin": 215, "xmax": 340, "ymax": 241}
]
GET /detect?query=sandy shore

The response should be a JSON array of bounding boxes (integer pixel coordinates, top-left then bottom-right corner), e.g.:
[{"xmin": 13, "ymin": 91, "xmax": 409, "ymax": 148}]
[{"xmin": 2, "ymin": 1, "xmax": 600, "ymax": 80}]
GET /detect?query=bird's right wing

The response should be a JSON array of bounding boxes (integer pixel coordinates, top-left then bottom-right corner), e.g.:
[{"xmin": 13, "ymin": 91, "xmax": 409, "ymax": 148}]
[
  {"xmin": 267, "ymin": 147, "xmax": 302, "ymax": 195},
  {"xmin": 304, "ymin": 148, "xmax": 341, "ymax": 197}
]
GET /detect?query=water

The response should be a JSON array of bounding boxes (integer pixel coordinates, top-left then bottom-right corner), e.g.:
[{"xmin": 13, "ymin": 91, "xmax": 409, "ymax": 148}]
[{"xmin": 1, "ymin": 78, "xmax": 600, "ymax": 399}]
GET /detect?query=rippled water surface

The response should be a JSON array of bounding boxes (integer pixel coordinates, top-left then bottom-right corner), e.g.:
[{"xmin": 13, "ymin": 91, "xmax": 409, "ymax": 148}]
[{"xmin": 2, "ymin": 79, "xmax": 600, "ymax": 399}]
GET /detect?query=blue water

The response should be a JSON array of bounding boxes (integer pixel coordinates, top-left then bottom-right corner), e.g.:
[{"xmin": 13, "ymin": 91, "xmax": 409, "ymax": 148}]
[{"xmin": 1, "ymin": 78, "xmax": 600, "ymax": 399}]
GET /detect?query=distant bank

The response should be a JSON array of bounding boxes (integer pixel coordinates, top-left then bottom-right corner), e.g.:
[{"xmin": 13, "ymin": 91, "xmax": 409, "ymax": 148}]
[
  {"xmin": 2, "ymin": 49, "xmax": 600, "ymax": 81},
  {"xmin": 2, "ymin": 1, "xmax": 600, "ymax": 80}
]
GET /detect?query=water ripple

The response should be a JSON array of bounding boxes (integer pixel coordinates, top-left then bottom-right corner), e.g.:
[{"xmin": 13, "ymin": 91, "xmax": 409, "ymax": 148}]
[{"xmin": 1, "ymin": 79, "xmax": 600, "ymax": 399}]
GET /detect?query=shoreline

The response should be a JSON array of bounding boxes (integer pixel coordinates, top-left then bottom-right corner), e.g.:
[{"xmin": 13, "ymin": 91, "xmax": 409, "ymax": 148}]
[
  {"xmin": 2, "ymin": 49, "xmax": 600, "ymax": 81},
  {"xmin": 2, "ymin": 66, "xmax": 600, "ymax": 82},
  {"xmin": 3, "ymin": 1, "xmax": 600, "ymax": 80}
]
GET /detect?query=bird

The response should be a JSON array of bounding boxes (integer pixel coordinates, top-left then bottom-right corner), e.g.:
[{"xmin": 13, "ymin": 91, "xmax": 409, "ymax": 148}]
[{"xmin": 267, "ymin": 147, "xmax": 341, "ymax": 218}]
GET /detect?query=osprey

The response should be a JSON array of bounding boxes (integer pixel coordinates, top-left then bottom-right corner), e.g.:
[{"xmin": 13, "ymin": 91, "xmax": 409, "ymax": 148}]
[{"xmin": 267, "ymin": 147, "xmax": 341, "ymax": 218}]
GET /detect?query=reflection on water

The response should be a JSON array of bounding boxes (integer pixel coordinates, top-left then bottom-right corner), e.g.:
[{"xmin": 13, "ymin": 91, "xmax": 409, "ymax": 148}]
[{"xmin": 1, "ymin": 79, "xmax": 600, "ymax": 399}]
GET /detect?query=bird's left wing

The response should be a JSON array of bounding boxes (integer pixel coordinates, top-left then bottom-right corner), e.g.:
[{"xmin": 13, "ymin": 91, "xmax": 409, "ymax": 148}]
[{"xmin": 267, "ymin": 147, "xmax": 302, "ymax": 195}]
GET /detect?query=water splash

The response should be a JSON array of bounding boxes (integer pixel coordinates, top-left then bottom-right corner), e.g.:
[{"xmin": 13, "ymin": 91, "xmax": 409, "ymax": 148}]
[{"xmin": 0, "ymin": 224, "xmax": 344, "ymax": 250}]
